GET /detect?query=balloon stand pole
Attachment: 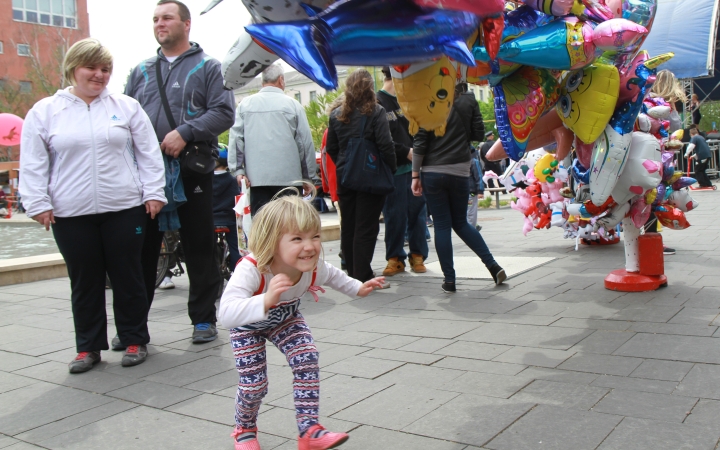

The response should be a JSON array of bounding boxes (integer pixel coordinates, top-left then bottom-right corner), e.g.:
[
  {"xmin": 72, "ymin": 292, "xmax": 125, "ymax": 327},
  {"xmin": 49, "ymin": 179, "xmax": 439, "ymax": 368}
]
[{"xmin": 605, "ymin": 218, "xmax": 667, "ymax": 292}]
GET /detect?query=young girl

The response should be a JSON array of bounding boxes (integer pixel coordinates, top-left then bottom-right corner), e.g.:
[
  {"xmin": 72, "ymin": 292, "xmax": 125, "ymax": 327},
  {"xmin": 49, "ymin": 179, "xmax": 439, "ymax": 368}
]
[{"xmin": 219, "ymin": 192, "xmax": 385, "ymax": 450}]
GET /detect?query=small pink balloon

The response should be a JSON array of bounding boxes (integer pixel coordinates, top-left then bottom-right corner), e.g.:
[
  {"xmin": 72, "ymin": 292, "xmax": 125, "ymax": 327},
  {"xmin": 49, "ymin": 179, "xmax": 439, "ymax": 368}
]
[
  {"xmin": 592, "ymin": 19, "xmax": 647, "ymax": 52},
  {"xmin": 0, "ymin": 113, "xmax": 23, "ymax": 147},
  {"xmin": 630, "ymin": 198, "xmax": 651, "ymax": 228}
]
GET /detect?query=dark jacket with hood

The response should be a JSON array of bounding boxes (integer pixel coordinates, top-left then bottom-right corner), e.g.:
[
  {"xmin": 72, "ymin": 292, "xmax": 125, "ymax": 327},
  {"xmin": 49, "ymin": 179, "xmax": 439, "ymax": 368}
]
[
  {"xmin": 376, "ymin": 90, "xmax": 413, "ymax": 173},
  {"xmin": 413, "ymin": 91, "xmax": 485, "ymax": 168}
]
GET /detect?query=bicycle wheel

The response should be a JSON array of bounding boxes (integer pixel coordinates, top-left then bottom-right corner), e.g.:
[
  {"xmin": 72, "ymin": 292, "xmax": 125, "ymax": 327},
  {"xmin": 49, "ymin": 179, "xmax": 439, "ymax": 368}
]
[{"xmin": 156, "ymin": 234, "xmax": 171, "ymax": 288}]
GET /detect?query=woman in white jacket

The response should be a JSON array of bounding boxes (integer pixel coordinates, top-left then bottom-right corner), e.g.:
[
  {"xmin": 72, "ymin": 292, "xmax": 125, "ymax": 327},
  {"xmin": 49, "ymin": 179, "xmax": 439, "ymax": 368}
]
[{"xmin": 20, "ymin": 39, "xmax": 167, "ymax": 374}]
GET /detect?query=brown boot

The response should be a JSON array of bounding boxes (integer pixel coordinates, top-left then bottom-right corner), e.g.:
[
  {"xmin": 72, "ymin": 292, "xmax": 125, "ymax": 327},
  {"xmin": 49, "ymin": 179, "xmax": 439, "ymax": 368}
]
[
  {"xmin": 382, "ymin": 257, "xmax": 405, "ymax": 276},
  {"xmin": 409, "ymin": 253, "xmax": 427, "ymax": 273}
]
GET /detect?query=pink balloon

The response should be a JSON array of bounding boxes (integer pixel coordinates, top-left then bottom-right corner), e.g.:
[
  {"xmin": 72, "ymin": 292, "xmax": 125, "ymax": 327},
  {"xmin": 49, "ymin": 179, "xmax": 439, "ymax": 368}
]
[
  {"xmin": 575, "ymin": 138, "xmax": 594, "ymax": 169},
  {"xmin": 592, "ymin": 19, "xmax": 647, "ymax": 52},
  {"xmin": 413, "ymin": 0, "xmax": 504, "ymax": 16},
  {"xmin": 0, "ymin": 113, "xmax": 23, "ymax": 147}
]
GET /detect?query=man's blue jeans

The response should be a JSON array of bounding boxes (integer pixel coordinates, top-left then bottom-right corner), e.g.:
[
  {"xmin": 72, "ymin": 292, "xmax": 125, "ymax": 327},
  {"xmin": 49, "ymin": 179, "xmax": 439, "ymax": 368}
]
[
  {"xmin": 383, "ymin": 171, "xmax": 428, "ymax": 262},
  {"xmin": 422, "ymin": 172, "xmax": 497, "ymax": 283}
]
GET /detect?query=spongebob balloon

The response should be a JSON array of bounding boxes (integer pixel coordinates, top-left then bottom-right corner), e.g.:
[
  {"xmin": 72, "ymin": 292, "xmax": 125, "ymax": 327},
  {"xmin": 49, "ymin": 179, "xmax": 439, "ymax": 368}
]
[
  {"xmin": 556, "ymin": 64, "xmax": 620, "ymax": 144},
  {"xmin": 392, "ymin": 58, "xmax": 457, "ymax": 136}
]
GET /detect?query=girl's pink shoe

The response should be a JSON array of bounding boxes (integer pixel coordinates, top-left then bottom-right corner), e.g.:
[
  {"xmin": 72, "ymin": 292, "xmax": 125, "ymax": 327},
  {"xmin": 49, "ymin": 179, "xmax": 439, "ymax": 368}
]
[
  {"xmin": 297, "ymin": 424, "xmax": 349, "ymax": 450},
  {"xmin": 231, "ymin": 427, "xmax": 261, "ymax": 450}
]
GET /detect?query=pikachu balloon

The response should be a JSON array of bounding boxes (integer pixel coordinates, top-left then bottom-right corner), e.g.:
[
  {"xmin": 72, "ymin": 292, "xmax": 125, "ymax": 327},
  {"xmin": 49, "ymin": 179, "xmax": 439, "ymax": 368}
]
[{"xmin": 391, "ymin": 57, "xmax": 457, "ymax": 137}]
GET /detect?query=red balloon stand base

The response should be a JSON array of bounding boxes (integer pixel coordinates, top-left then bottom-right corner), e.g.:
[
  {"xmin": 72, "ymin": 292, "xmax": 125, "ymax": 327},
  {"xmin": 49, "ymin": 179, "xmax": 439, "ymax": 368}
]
[{"xmin": 604, "ymin": 270, "xmax": 668, "ymax": 292}]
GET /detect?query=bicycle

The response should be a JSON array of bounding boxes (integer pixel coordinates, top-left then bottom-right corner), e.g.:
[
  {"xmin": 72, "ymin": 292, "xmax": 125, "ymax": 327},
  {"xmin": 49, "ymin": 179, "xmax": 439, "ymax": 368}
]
[
  {"xmin": 155, "ymin": 231, "xmax": 184, "ymax": 288},
  {"xmin": 215, "ymin": 225, "xmax": 233, "ymax": 282}
]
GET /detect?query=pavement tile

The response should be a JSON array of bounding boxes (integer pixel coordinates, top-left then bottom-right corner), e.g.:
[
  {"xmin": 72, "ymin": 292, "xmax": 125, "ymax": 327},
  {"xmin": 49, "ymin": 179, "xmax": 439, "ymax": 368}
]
[
  {"xmin": 628, "ymin": 322, "xmax": 717, "ymax": 337},
  {"xmin": 569, "ymin": 330, "xmax": 635, "ymax": 355},
  {"xmin": 685, "ymin": 399, "xmax": 720, "ymax": 431},
  {"xmin": 0, "ymin": 382, "xmax": 114, "ymax": 435},
  {"xmin": 322, "ymin": 355, "xmax": 405, "ymax": 379},
  {"xmin": 511, "ymin": 380, "xmax": 609, "ymax": 410},
  {"xmin": 164, "ymin": 392, "xmax": 234, "ymax": 425},
  {"xmin": 397, "ymin": 337, "xmax": 455, "ymax": 354},
  {"xmin": 557, "ymin": 353, "xmax": 643, "ymax": 376},
  {"xmin": 592, "ymin": 389, "xmax": 697, "ymax": 422},
  {"xmin": 629, "ymin": 359, "xmax": 694, "ymax": 382},
  {"xmin": 549, "ymin": 318, "xmax": 631, "ymax": 331},
  {"xmin": 486, "ymin": 404, "xmax": 622, "ymax": 450},
  {"xmin": 362, "ymin": 334, "xmax": 419, "ymax": 350},
  {"xmin": 403, "ymin": 394, "xmax": 535, "ymax": 447},
  {"xmin": 0, "ymin": 436, "xmax": 19, "ymax": 449},
  {"xmin": 2, "ymin": 442, "xmax": 46, "ymax": 449},
  {"xmin": 591, "ymin": 374, "xmax": 678, "ymax": 394},
  {"xmin": 433, "ymin": 357, "xmax": 526, "ymax": 376},
  {"xmin": 505, "ymin": 301, "xmax": 569, "ymax": 316},
  {"xmin": 597, "ymin": 417, "xmax": 720, "ymax": 450},
  {"xmin": 345, "ymin": 316, "xmax": 481, "ymax": 339},
  {"xmin": 12, "ymin": 361, "xmax": 140, "ymax": 394},
  {"xmin": 492, "ymin": 346, "xmax": 575, "ymax": 368},
  {"xmin": 433, "ymin": 340, "xmax": 512, "ymax": 360},
  {"xmin": 515, "ymin": 367, "xmax": 600, "ymax": 385},
  {"xmin": 257, "ymin": 406, "xmax": 357, "ymax": 440},
  {"xmin": 181, "ymin": 368, "xmax": 236, "ymax": 394},
  {"xmin": 106, "ymin": 380, "xmax": 201, "ymax": 408},
  {"xmin": 330, "ymin": 384, "xmax": 458, "ymax": 430},
  {"xmin": 314, "ymin": 344, "xmax": 369, "ymax": 366},
  {"xmin": 359, "ymin": 348, "xmax": 444, "ymax": 365},
  {"xmin": 13, "ymin": 400, "xmax": 138, "ymax": 442},
  {"xmin": 142, "ymin": 355, "xmax": 234, "ymax": 386},
  {"xmin": 374, "ymin": 363, "xmax": 466, "ymax": 390},
  {"xmin": 0, "ymin": 371, "xmax": 40, "ymax": 394},
  {"xmin": 668, "ymin": 308, "xmax": 720, "ymax": 326},
  {"xmin": 38, "ymin": 405, "xmax": 231, "ymax": 449},
  {"xmin": 614, "ymin": 333, "xmax": 720, "ymax": 364},
  {"xmin": 100, "ymin": 348, "xmax": 207, "ymax": 378},
  {"xmin": 316, "ymin": 330, "xmax": 387, "ymax": 346},
  {"xmin": 674, "ymin": 364, "xmax": 720, "ymax": 400},
  {"xmin": 612, "ymin": 305, "xmax": 684, "ymax": 322},
  {"xmin": 483, "ymin": 314, "xmax": 559, "ymax": 326},
  {"xmin": 458, "ymin": 323, "xmax": 593, "ymax": 350},
  {"xmin": 374, "ymin": 307, "xmax": 492, "ymax": 322},
  {"xmin": 446, "ymin": 372, "xmax": 532, "ymax": 398},
  {"xmin": 300, "ymin": 310, "xmax": 370, "ymax": 330},
  {"xmin": 340, "ymin": 425, "xmax": 466, "ymax": 450}
]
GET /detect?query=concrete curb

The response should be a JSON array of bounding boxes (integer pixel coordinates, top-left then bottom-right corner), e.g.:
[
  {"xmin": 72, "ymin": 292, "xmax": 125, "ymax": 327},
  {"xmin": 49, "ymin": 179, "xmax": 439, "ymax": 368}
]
[{"xmin": 0, "ymin": 253, "xmax": 67, "ymax": 286}]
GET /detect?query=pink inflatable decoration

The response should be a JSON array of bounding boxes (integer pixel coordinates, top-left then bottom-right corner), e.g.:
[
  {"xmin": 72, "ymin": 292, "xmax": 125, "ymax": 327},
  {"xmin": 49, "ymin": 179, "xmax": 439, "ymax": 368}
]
[
  {"xmin": 0, "ymin": 113, "xmax": 23, "ymax": 147},
  {"xmin": 414, "ymin": 0, "xmax": 505, "ymax": 17}
]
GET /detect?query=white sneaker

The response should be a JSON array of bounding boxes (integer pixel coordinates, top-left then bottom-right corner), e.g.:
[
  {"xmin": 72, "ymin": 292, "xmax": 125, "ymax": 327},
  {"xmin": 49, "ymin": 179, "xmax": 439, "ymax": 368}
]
[{"xmin": 158, "ymin": 277, "xmax": 175, "ymax": 289}]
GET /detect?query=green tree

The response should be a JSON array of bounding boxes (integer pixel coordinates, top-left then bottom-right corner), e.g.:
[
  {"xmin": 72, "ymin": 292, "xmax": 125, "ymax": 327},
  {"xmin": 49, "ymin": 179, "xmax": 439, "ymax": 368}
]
[
  {"xmin": 699, "ymin": 101, "xmax": 720, "ymax": 132},
  {"xmin": 304, "ymin": 89, "xmax": 344, "ymax": 150},
  {"xmin": 478, "ymin": 97, "xmax": 495, "ymax": 129}
]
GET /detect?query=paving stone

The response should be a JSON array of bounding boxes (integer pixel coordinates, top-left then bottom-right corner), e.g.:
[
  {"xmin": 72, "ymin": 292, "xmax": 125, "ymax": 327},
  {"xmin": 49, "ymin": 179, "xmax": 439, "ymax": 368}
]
[
  {"xmin": 397, "ymin": 337, "xmax": 455, "ymax": 354},
  {"xmin": 39, "ymin": 405, "xmax": 232, "ymax": 449},
  {"xmin": 515, "ymin": 367, "xmax": 600, "ymax": 385},
  {"xmin": 330, "ymin": 384, "xmax": 458, "ymax": 430},
  {"xmin": 629, "ymin": 359, "xmax": 694, "ymax": 382},
  {"xmin": 359, "ymin": 348, "xmax": 443, "ymax": 365},
  {"xmin": 505, "ymin": 301, "xmax": 569, "ymax": 316},
  {"xmin": 0, "ymin": 435, "xmax": 19, "ymax": 449},
  {"xmin": 492, "ymin": 346, "xmax": 575, "ymax": 368},
  {"xmin": 340, "ymin": 425, "xmax": 466, "ymax": 450},
  {"xmin": 0, "ymin": 382, "xmax": 114, "ymax": 435},
  {"xmin": 486, "ymin": 405, "xmax": 622, "ymax": 450},
  {"xmin": 374, "ymin": 307, "xmax": 492, "ymax": 322},
  {"xmin": 433, "ymin": 340, "xmax": 512, "ymax": 360},
  {"xmin": 101, "ymin": 348, "xmax": 207, "ymax": 378},
  {"xmin": 512, "ymin": 380, "xmax": 609, "ymax": 410},
  {"xmin": 317, "ymin": 330, "xmax": 387, "ymax": 346},
  {"xmin": 105, "ymin": 380, "xmax": 201, "ymax": 408},
  {"xmin": 592, "ymin": 389, "xmax": 697, "ymax": 422},
  {"xmin": 668, "ymin": 308, "xmax": 720, "ymax": 326},
  {"xmin": 181, "ymin": 368, "xmax": 236, "ymax": 393},
  {"xmin": 164, "ymin": 392, "xmax": 234, "ymax": 425},
  {"xmin": 375, "ymin": 363, "xmax": 466, "ymax": 390},
  {"xmin": 557, "ymin": 353, "xmax": 643, "ymax": 376},
  {"xmin": 612, "ymin": 305, "xmax": 684, "ymax": 322},
  {"xmin": 591, "ymin": 374, "xmax": 678, "ymax": 394},
  {"xmin": 684, "ymin": 399, "xmax": 720, "ymax": 431},
  {"xmin": 549, "ymin": 318, "xmax": 631, "ymax": 331},
  {"xmin": 674, "ymin": 364, "xmax": 720, "ymax": 400},
  {"xmin": 13, "ymin": 400, "xmax": 138, "ymax": 442},
  {"xmin": 2, "ymin": 442, "xmax": 46, "ymax": 449},
  {"xmin": 0, "ymin": 371, "xmax": 39, "ymax": 394},
  {"xmin": 483, "ymin": 314, "xmax": 559, "ymax": 326},
  {"xmin": 301, "ymin": 310, "xmax": 374, "ymax": 330},
  {"xmin": 569, "ymin": 330, "xmax": 635, "ymax": 355},
  {"xmin": 597, "ymin": 417, "xmax": 720, "ymax": 450},
  {"xmin": 433, "ymin": 357, "xmax": 526, "ymax": 376},
  {"xmin": 345, "ymin": 316, "xmax": 481, "ymax": 339},
  {"xmin": 628, "ymin": 322, "xmax": 717, "ymax": 337},
  {"xmin": 403, "ymin": 394, "xmax": 535, "ymax": 447},
  {"xmin": 143, "ymin": 355, "xmax": 234, "ymax": 387},
  {"xmin": 268, "ymin": 374, "xmax": 394, "ymax": 416},
  {"xmin": 362, "ymin": 334, "xmax": 419, "ymax": 350},
  {"xmin": 12, "ymin": 361, "xmax": 140, "ymax": 394},
  {"xmin": 446, "ymin": 372, "xmax": 531, "ymax": 398},
  {"xmin": 614, "ymin": 333, "xmax": 720, "ymax": 364},
  {"xmin": 257, "ymin": 406, "xmax": 357, "ymax": 441},
  {"xmin": 322, "ymin": 355, "xmax": 404, "ymax": 379},
  {"xmin": 459, "ymin": 322, "xmax": 594, "ymax": 350}
]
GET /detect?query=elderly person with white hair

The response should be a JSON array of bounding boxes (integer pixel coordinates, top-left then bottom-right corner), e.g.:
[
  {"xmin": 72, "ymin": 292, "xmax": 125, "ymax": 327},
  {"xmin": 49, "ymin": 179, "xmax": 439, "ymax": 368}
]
[{"xmin": 229, "ymin": 63, "xmax": 318, "ymax": 215}]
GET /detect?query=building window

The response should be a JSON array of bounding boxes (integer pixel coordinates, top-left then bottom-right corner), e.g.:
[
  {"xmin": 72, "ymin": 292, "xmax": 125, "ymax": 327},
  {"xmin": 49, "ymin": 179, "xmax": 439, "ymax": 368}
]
[
  {"xmin": 17, "ymin": 44, "xmax": 31, "ymax": 57},
  {"xmin": 310, "ymin": 91, "xmax": 317, "ymax": 103},
  {"xmin": 0, "ymin": 41, "xmax": 4, "ymax": 54},
  {"xmin": 479, "ymin": 90, "xmax": 484, "ymax": 102},
  {"xmin": 12, "ymin": 0, "xmax": 77, "ymax": 28},
  {"xmin": 19, "ymin": 81, "xmax": 32, "ymax": 93},
  {"xmin": 294, "ymin": 92, "xmax": 301, "ymax": 103}
]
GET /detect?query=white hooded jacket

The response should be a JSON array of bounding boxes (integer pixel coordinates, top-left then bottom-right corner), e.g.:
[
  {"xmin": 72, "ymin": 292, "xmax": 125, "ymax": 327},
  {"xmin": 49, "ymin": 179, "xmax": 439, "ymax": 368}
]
[{"xmin": 20, "ymin": 88, "xmax": 166, "ymax": 218}]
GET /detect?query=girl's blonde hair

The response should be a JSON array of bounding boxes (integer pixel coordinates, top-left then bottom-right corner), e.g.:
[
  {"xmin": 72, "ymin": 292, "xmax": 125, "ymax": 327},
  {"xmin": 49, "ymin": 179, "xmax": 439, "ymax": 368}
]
[
  {"xmin": 63, "ymin": 38, "xmax": 113, "ymax": 87},
  {"xmin": 652, "ymin": 70, "xmax": 687, "ymax": 104},
  {"xmin": 248, "ymin": 185, "xmax": 321, "ymax": 272}
]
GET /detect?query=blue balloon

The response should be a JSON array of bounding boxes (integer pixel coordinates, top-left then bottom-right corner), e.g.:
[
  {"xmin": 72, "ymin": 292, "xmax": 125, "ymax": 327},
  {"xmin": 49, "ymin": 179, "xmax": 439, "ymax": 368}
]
[{"xmin": 245, "ymin": 0, "xmax": 478, "ymax": 90}]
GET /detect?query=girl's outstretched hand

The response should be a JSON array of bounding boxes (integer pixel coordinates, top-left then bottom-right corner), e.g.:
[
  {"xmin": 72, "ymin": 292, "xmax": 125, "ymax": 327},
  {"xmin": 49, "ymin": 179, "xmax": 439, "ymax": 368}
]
[{"xmin": 357, "ymin": 277, "xmax": 386, "ymax": 297}]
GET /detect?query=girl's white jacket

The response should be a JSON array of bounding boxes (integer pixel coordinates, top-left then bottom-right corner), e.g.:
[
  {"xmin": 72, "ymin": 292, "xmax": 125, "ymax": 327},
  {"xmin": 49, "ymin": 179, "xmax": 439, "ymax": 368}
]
[{"xmin": 20, "ymin": 87, "xmax": 166, "ymax": 218}]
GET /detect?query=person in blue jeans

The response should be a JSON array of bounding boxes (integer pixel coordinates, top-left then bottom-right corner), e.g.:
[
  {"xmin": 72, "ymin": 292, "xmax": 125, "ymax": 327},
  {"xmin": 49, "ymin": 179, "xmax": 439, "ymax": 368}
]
[
  {"xmin": 213, "ymin": 148, "xmax": 241, "ymax": 269},
  {"xmin": 377, "ymin": 67, "xmax": 429, "ymax": 276},
  {"xmin": 412, "ymin": 83, "xmax": 506, "ymax": 291}
]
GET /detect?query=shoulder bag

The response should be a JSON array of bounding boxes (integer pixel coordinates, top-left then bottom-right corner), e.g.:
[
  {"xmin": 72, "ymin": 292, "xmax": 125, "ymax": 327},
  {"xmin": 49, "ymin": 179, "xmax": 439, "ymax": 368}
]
[
  {"xmin": 340, "ymin": 114, "xmax": 395, "ymax": 195},
  {"xmin": 155, "ymin": 61, "xmax": 216, "ymax": 175}
]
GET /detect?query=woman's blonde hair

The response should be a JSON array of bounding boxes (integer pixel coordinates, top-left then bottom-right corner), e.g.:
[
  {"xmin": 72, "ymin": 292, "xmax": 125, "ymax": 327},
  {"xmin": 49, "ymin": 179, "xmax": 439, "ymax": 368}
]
[
  {"xmin": 63, "ymin": 38, "xmax": 113, "ymax": 87},
  {"xmin": 248, "ymin": 185, "xmax": 322, "ymax": 272},
  {"xmin": 652, "ymin": 70, "xmax": 687, "ymax": 104}
]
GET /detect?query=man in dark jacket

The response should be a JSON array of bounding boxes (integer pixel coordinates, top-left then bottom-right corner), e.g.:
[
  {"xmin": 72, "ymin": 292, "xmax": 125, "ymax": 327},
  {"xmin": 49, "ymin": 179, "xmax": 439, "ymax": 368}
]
[
  {"xmin": 377, "ymin": 67, "xmax": 429, "ymax": 277},
  {"xmin": 124, "ymin": 0, "xmax": 235, "ymax": 345}
]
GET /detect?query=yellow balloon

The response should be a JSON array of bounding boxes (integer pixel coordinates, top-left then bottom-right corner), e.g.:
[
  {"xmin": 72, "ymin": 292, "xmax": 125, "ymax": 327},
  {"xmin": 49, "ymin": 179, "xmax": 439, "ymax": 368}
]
[
  {"xmin": 392, "ymin": 57, "xmax": 457, "ymax": 137},
  {"xmin": 645, "ymin": 188, "xmax": 657, "ymax": 205},
  {"xmin": 556, "ymin": 64, "xmax": 620, "ymax": 144},
  {"xmin": 533, "ymin": 153, "xmax": 558, "ymax": 183}
]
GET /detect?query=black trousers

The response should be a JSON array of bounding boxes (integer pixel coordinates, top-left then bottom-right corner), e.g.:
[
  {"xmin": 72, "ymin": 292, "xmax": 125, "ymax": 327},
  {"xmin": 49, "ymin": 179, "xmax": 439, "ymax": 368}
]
[
  {"xmin": 52, "ymin": 206, "xmax": 150, "ymax": 352},
  {"xmin": 338, "ymin": 187, "xmax": 386, "ymax": 282},
  {"xmin": 695, "ymin": 158, "xmax": 713, "ymax": 187},
  {"xmin": 141, "ymin": 171, "xmax": 222, "ymax": 325},
  {"xmin": 250, "ymin": 185, "xmax": 298, "ymax": 217}
]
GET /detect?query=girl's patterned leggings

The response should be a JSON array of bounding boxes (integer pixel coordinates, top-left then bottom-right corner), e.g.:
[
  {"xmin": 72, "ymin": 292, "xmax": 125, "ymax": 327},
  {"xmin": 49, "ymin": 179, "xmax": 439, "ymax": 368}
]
[{"xmin": 229, "ymin": 311, "xmax": 320, "ymax": 434}]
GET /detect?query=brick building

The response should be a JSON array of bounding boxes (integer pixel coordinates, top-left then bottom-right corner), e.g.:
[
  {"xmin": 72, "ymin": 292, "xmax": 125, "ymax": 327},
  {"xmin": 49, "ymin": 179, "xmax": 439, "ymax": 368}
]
[{"xmin": 0, "ymin": 0, "xmax": 89, "ymax": 169}]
